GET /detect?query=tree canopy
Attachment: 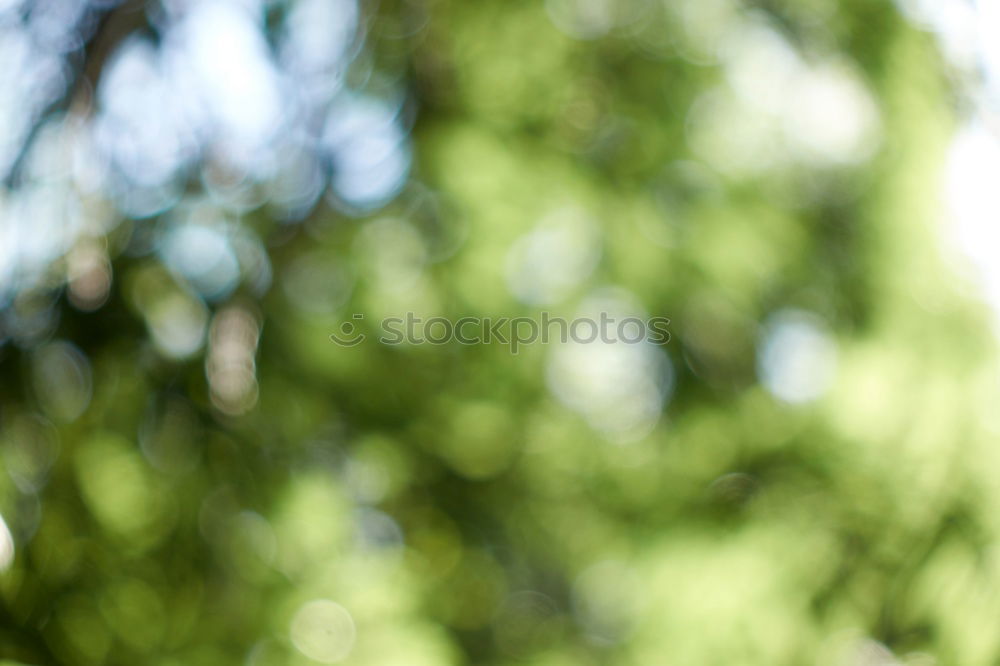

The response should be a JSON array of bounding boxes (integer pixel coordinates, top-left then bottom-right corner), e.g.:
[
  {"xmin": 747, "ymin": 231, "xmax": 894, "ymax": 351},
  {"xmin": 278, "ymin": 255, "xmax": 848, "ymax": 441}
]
[{"xmin": 1, "ymin": 0, "xmax": 999, "ymax": 664}]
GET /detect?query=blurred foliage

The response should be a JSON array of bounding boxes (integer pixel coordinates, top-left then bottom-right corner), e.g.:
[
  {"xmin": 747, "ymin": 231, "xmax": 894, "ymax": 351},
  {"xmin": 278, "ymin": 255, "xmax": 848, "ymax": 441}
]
[{"xmin": 1, "ymin": 0, "xmax": 999, "ymax": 665}]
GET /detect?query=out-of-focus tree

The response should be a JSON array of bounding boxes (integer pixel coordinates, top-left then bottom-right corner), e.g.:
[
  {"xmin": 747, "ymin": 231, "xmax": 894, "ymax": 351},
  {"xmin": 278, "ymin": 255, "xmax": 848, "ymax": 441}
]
[{"xmin": 1, "ymin": 0, "xmax": 999, "ymax": 665}]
